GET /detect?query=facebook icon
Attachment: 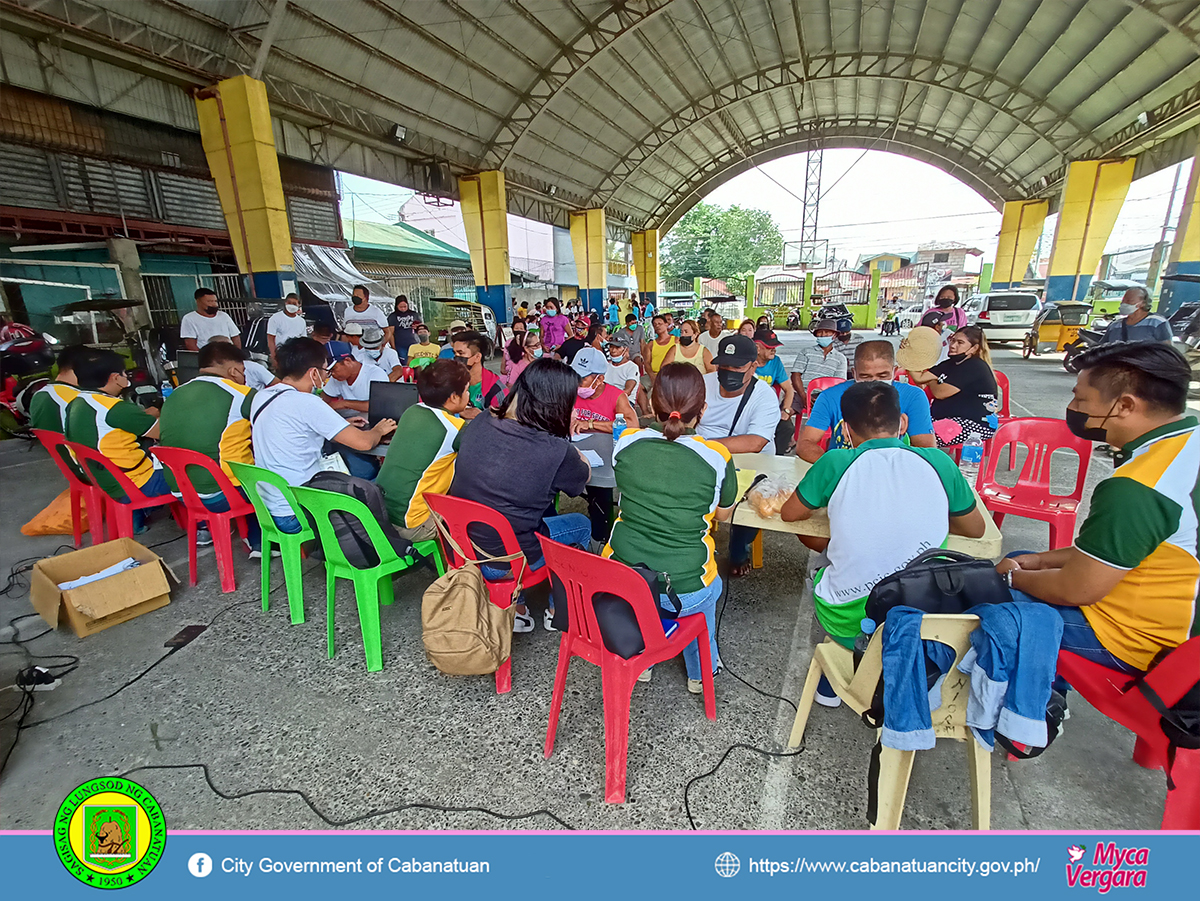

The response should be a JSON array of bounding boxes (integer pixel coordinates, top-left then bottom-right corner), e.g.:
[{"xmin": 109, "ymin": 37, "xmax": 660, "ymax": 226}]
[{"xmin": 188, "ymin": 853, "xmax": 213, "ymax": 878}]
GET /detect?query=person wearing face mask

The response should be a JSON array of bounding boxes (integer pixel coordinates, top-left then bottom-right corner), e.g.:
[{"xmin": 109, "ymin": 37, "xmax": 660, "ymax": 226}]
[
  {"xmin": 180, "ymin": 288, "xmax": 242, "ymax": 351},
  {"xmin": 250, "ymin": 339, "xmax": 396, "ymax": 531},
  {"xmin": 790, "ymin": 317, "xmax": 849, "ymax": 422},
  {"xmin": 266, "ymin": 294, "xmax": 308, "ymax": 367},
  {"xmin": 663, "ymin": 318, "xmax": 714, "ymax": 373},
  {"xmin": 571, "ymin": 347, "xmax": 637, "ymax": 548},
  {"xmin": 605, "ymin": 337, "xmax": 643, "ymax": 410},
  {"xmin": 932, "ymin": 284, "xmax": 969, "ymax": 332},
  {"xmin": 907, "ymin": 325, "xmax": 998, "ymax": 448},
  {"xmin": 607, "ymin": 363, "xmax": 737, "ymax": 692},
  {"xmin": 406, "ymin": 322, "xmax": 439, "ymax": 370},
  {"xmin": 387, "ymin": 295, "xmax": 418, "ymax": 362},
  {"xmin": 1102, "ymin": 285, "xmax": 1173, "ymax": 344},
  {"xmin": 539, "ymin": 298, "xmax": 570, "ymax": 352},
  {"xmin": 995, "ymin": 342, "xmax": 1197, "ymax": 682},
  {"xmin": 452, "ymin": 330, "xmax": 507, "ymax": 419},
  {"xmin": 342, "ymin": 284, "xmax": 390, "ymax": 339},
  {"xmin": 782, "ymin": 382, "xmax": 985, "ymax": 705},
  {"xmin": 502, "ymin": 330, "xmax": 543, "ymax": 386},
  {"xmin": 356, "ymin": 326, "xmax": 403, "ymax": 381},
  {"xmin": 696, "ymin": 334, "xmax": 782, "ymax": 577},
  {"xmin": 798, "ymin": 341, "xmax": 935, "ymax": 462},
  {"xmin": 501, "ymin": 321, "xmax": 528, "ymax": 383},
  {"xmin": 609, "ymin": 313, "xmax": 645, "ymax": 367},
  {"xmin": 438, "ymin": 321, "xmax": 468, "ymax": 359},
  {"xmin": 556, "ymin": 316, "xmax": 592, "ymax": 364}
]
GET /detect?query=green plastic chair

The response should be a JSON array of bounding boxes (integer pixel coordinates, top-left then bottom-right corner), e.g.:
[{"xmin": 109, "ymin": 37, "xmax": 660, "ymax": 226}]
[
  {"xmin": 290, "ymin": 484, "xmax": 443, "ymax": 673},
  {"xmin": 227, "ymin": 461, "xmax": 315, "ymax": 625}
]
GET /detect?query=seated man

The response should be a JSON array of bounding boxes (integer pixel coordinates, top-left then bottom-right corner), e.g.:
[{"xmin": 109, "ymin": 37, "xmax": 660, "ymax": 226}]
[
  {"xmin": 996, "ymin": 342, "xmax": 1199, "ymax": 677},
  {"xmin": 356, "ymin": 326, "xmax": 403, "ymax": 381},
  {"xmin": 452, "ymin": 330, "xmax": 507, "ymax": 419},
  {"xmin": 752, "ymin": 327, "xmax": 795, "ymax": 450},
  {"xmin": 29, "ymin": 344, "xmax": 92, "ymax": 434},
  {"xmin": 158, "ymin": 341, "xmax": 262, "ymax": 552},
  {"xmin": 322, "ymin": 349, "xmax": 389, "ymax": 415},
  {"xmin": 798, "ymin": 340, "xmax": 935, "ymax": 462},
  {"xmin": 789, "ymin": 317, "xmax": 848, "ymax": 422},
  {"xmin": 376, "ymin": 359, "xmax": 470, "ymax": 542},
  {"xmin": 65, "ymin": 349, "xmax": 170, "ymax": 533},
  {"xmin": 782, "ymin": 381, "xmax": 985, "ymax": 705},
  {"xmin": 438, "ymin": 320, "xmax": 468, "ymax": 359},
  {"xmin": 250, "ymin": 339, "xmax": 396, "ymax": 532}
]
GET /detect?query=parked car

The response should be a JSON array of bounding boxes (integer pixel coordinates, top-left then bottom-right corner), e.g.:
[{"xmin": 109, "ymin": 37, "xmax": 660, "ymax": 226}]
[
  {"xmin": 897, "ymin": 303, "xmax": 925, "ymax": 329},
  {"xmin": 966, "ymin": 291, "xmax": 1041, "ymax": 344}
]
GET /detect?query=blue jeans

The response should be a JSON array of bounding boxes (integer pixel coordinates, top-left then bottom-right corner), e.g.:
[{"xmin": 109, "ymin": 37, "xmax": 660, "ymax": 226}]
[
  {"xmin": 338, "ymin": 448, "xmax": 380, "ymax": 480},
  {"xmin": 271, "ymin": 514, "xmax": 304, "ymax": 534},
  {"xmin": 730, "ymin": 524, "xmax": 759, "ymax": 565},
  {"xmin": 126, "ymin": 469, "xmax": 173, "ymax": 533},
  {"xmin": 200, "ymin": 489, "xmax": 262, "ymax": 551},
  {"xmin": 479, "ymin": 513, "xmax": 591, "ymax": 582},
  {"xmin": 660, "ymin": 576, "xmax": 723, "ymax": 681}
]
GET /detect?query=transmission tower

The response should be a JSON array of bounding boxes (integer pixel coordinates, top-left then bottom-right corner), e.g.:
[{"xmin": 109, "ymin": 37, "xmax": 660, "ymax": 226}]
[{"xmin": 801, "ymin": 149, "xmax": 823, "ymax": 267}]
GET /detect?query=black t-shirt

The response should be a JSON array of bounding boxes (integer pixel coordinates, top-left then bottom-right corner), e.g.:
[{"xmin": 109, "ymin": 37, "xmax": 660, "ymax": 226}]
[
  {"xmin": 388, "ymin": 310, "xmax": 417, "ymax": 350},
  {"xmin": 449, "ymin": 413, "xmax": 590, "ymax": 560},
  {"xmin": 930, "ymin": 357, "xmax": 998, "ymax": 424},
  {"xmin": 558, "ymin": 336, "xmax": 587, "ymax": 364}
]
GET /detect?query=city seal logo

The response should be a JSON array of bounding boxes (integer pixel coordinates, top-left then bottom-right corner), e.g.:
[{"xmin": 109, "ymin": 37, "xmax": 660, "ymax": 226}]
[{"xmin": 54, "ymin": 777, "xmax": 166, "ymax": 889}]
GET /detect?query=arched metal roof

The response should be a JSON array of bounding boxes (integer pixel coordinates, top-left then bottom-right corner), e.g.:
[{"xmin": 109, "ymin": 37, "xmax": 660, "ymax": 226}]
[{"xmin": 2, "ymin": 0, "xmax": 1198, "ymax": 233}]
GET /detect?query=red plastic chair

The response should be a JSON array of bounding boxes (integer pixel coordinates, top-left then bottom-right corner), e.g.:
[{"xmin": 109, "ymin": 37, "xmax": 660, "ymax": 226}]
[
  {"xmin": 69, "ymin": 442, "xmax": 184, "ymax": 541},
  {"xmin": 994, "ymin": 369, "xmax": 1011, "ymax": 418},
  {"xmin": 32, "ymin": 429, "xmax": 105, "ymax": 547},
  {"xmin": 423, "ymin": 493, "xmax": 550, "ymax": 694},
  {"xmin": 537, "ymin": 536, "xmax": 716, "ymax": 803},
  {"xmin": 151, "ymin": 446, "xmax": 254, "ymax": 592},
  {"xmin": 795, "ymin": 376, "xmax": 846, "ymax": 442},
  {"xmin": 977, "ymin": 417, "xmax": 1093, "ymax": 547},
  {"xmin": 1058, "ymin": 640, "xmax": 1200, "ymax": 829}
]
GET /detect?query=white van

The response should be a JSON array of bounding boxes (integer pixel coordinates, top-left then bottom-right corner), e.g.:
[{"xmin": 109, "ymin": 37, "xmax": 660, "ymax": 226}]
[{"xmin": 967, "ymin": 291, "xmax": 1042, "ymax": 343}]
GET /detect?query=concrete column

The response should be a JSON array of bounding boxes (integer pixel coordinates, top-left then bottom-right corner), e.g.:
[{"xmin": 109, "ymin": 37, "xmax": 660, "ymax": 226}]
[
  {"xmin": 978, "ymin": 262, "xmax": 993, "ymax": 294},
  {"xmin": 992, "ymin": 200, "xmax": 1048, "ymax": 290},
  {"xmin": 866, "ymin": 269, "xmax": 881, "ymax": 328},
  {"xmin": 1045, "ymin": 159, "xmax": 1135, "ymax": 302},
  {"xmin": 630, "ymin": 229, "xmax": 658, "ymax": 312},
  {"xmin": 570, "ymin": 209, "xmax": 607, "ymax": 313},
  {"xmin": 1159, "ymin": 142, "xmax": 1200, "ymax": 315},
  {"xmin": 105, "ymin": 237, "xmax": 151, "ymax": 329},
  {"xmin": 458, "ymin": 170, "xmax": 512, "ymax": 323},
  {"xmin": 194, "ymin": 75, "xmax": 295, "ymax": 298}
]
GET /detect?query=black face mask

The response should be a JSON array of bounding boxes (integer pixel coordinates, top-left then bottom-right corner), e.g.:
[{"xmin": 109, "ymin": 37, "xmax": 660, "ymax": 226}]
[
  {"xmin": 947, "ymin": 352, "xmax": 968, "ymax": 364},
  {"xmin": 205, "ymin": 305, "xmax": 219, "ymax": 315},
  {"xmin": 936, "ymin": 298, "xmax": 953, "ymax": 308},
  {"xmin": 455, "ymin": 355, "xmax": 474, "ymax": 368},
  {"xmin": 1065, "ymin": 401, "xmax": 1119, "ymax": 443},
  {"xmin": 679, "ymin": 335, "xmax": 695, "ymax": 347},
  {"xmin": 717, "ymin": 367, "xmax": 747, "ymax": 392}
]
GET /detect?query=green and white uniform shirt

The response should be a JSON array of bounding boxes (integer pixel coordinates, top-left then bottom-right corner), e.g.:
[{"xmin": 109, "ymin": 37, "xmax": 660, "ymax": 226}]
[
  {"xmin": 28, "ymin": 381, "xmax": 80, "ymax": 434},
  {"xmin": 65, "ymin": 391, "xmax": 159, "ymax": 497},
  {"xmin": 158, "ymin": 376, "xmax": 256, "ymax": 496},
  {"xmin": 375, "ymin": 403, "xmax": 464, "ymax": 528},
  {"xmin": 797, "ymin": 437, "xmax": 976, "ymax": 641}
]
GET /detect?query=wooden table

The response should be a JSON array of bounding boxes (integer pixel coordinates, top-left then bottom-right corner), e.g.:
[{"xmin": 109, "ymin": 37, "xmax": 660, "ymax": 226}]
[{"xmin": 729, "ymin": 452, "xmax": 1004, "ymax": 561}]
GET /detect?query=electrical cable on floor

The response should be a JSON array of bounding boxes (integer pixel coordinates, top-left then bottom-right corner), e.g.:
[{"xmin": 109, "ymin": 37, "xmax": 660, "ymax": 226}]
[{"xmin": 683, "ymin": 742, "xmax": 804, "ymax": 831}]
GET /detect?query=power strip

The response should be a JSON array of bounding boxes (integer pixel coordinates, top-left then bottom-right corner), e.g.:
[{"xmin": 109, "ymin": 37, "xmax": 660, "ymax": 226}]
[{"xmin": 16, "ymin": 666, "xmax": 61, "ymax": 692}]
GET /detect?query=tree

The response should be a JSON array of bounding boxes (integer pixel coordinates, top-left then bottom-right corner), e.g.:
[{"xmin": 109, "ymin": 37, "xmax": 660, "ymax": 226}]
[{"xmin": 661, "ymin": 202, "xmax": 783, "ymax": 281}]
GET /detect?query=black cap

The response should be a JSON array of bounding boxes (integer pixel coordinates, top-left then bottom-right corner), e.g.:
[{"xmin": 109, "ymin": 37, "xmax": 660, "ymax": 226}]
[
  {"xmin": 753, "ymin": 327, "xmax": 782, "ymax": 348},
  {"xmin": 920, "ymin": 309, "xmax": 947, "ymax": 328},
  {"xmin": 715, "ymin": 334, "xmax": 757, "ymax": 367}
]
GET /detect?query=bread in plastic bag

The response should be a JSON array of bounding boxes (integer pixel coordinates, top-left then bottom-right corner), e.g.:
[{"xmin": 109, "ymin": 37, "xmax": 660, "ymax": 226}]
[{"xmin": 746, "ymin": 474, "xmax": 795, "ymax": 518}]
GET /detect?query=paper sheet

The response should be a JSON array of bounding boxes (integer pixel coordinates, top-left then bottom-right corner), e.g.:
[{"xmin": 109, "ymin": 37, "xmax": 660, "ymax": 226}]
[
  {"xmin": 58, "ymin": 557, "xmax": 141, "ymax": 591},
  {"xmin": 581, "ymin": 449, "xmax": 604, "ymax": 467}
]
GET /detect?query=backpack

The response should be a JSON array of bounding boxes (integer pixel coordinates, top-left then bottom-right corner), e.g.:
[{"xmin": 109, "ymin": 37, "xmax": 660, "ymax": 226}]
[
  {"xmin": 421, "ymin": 515, "xmax": 517, "ymax": 675},
  {"xmin": 242, "ymin": 316, "xmax": 269, "ymax": 356},
  {"xmin": 304, "ymin": 471, "xmax": 415, "ymax": 568}
]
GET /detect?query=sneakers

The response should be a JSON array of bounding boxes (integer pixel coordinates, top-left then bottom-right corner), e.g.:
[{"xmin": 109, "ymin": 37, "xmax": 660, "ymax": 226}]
[
  {"xmin": 815, "ymin": 674, "xmax": 842, "ymax": 708},
  {"xmin": 247, "ymin": 547, "xmax": 281, "ymax": 560},
  {"xmin": 687, "ymin": 678, "xmax": 703, "ymax": 694},
  {"xmin": 196, "ymin": 527, "xmax": 214, "ymax": 547},
  {"xmin": 513, "ymin": 610, "xmax": 535, "ymax": 633},
  {"xmin": 587, "ymin": 537, "xmax": 606, "ymax": 555},
  {"xmin": 543, "ymin": 608, "xmax": 558, "ymax": 632},
  {"xmin": 638, "ymin": 668, "xmax": 653, "ymax": 683}
]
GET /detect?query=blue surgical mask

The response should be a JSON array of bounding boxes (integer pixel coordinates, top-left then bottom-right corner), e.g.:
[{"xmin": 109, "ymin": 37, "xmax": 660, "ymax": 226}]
[{"xmin": 815, "ymin": 336, "xmax": 834, "ymax": 348}]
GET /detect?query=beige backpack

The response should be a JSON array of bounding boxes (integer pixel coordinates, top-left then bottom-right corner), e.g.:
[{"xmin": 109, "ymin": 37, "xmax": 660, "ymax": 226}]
[{"xmin": 421, "ymin": 515, "xmax": 520, "ymax": 676}]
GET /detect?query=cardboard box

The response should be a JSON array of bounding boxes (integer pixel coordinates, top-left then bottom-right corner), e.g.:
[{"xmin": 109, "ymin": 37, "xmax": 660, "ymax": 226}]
[{"xmin": 30, "ymin": 538, "xmax": 176, "ymax": 638}]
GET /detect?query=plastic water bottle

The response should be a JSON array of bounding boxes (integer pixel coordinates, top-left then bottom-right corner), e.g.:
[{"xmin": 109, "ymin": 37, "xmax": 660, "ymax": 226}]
[
  {"xmin": 852, "ymin": 617, "xmax": 877, "ymax": 671},
  {"xmin": 612, "ymin": 413, "xmax": 626, "ymax": 442},
  {"xmin": 959, "ymin": 434, "xmax": 984, "ymax": 483},
  {"xmin": 160, "ymin": 381, "xmax": 173, "ymax": 399}
]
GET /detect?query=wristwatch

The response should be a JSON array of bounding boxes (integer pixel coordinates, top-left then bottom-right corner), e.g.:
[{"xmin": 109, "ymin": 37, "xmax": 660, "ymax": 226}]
[{"xmin": 1004, "ymin": 569, "xmax": 1013, "ymax": 588}]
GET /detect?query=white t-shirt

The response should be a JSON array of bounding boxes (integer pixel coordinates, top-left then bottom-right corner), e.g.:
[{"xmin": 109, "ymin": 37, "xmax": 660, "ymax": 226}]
[
  {"xmin": 353, "ymin": 344, "xmax": 401, "ymax": 374},
  {"xmin": 243, "ymin": 359, "xmax": 276, "ymax": 391},
  {"xmin": 180, "ymin": 310, "xmax": 240, "ymax": 347},
  {"xmin": 267, "ymin": 310, "xmax": 308, "ymax": 345},
  {"xmin": 342, "ymin": 304, "xmax": 388, "ymax": 331},
  {"xmin": 322, "ymin": 359, "xmax": 389, "ymax": 401},
  {"xmin": 696, "ymin": 371, "xmax": 781, "ymax": 451},
  {"xmin": 250, "ymin": 384, "xmax": 354, "ymax": 516},
  {"xmin": 698, "ymin": 329, "xmax": 731, "ymax": 358},
  {"xmin": 606, "ymin": 359, "xmax": 641, "ymax": 405}
]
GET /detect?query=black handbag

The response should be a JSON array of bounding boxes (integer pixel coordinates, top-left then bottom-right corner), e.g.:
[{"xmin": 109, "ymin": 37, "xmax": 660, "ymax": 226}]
[{"xmin": 865, "ymin": 548, "xmax": 1010, "ymax": 622}]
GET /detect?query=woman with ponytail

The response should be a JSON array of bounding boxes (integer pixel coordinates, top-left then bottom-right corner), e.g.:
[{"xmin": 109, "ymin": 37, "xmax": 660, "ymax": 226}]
[{"xmin": 605, "ymin": 362, "xmax": 738, "ymax": 693}]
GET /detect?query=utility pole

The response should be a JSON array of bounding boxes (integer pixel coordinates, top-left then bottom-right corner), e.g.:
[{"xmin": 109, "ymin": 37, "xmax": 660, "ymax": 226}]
[{"xmin": 1146, "ymin": 161, "xmax": 1184, "ymax": 300}]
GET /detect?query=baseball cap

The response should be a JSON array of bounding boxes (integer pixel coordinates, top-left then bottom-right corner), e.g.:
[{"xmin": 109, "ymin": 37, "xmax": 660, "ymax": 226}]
[
  {"xmin": 919, "ymin": 309, "xmax": 947, "ymax": 328},
  {"xmin": 715, "ymin": 334, "xmax": 757, "ymax": 367},
  {"xmin": 574, "ymin": 316, "xmax": 590, "ymax": 328},
  {"xmin": 753, "ymin": 327, "xmax": 782, "ymax": 348},
  {"xmin": 341, "ymin": 322, "xmax": 364, "ymax": 336},
  {"xmin": 327, "ymin": 349, "xmax": 356, "ymax": 366},
  {"xmin": 361, "ymin": 327, "xmax": 384, "ymax": 350},
  {"xmin": 570, "ymin": 346, "xmax": 608, "ymax": 378},
  {"xmin": 811, "ymin": 317, "xmax": 839, "ymax": 332},
  {"xmin": 449, "ymin": 319, "xmax": 468, "ymax": 330}
]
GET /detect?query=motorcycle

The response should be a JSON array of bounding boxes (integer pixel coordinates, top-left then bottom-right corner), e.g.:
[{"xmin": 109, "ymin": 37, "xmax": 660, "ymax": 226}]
[{"xmin": 0, "ymin": 333, "xmax": 57, "ymax": 439}]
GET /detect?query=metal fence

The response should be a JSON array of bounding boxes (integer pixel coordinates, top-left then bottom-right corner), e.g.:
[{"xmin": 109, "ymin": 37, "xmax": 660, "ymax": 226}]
[{"xmin": 140, "ymin": 273, "xmax": 248, "ymax": 330}]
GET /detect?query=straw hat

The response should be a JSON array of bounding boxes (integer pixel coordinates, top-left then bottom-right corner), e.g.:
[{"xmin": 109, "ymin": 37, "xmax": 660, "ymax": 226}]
[{"xmin": 896, "ymin": 326, "xmax": 942, "ymax": 372}]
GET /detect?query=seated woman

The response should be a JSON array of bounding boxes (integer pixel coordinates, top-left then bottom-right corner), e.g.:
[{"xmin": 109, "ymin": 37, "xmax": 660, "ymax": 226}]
[
  {"xmin": 605, "ymin": 363, "xmax": 738, "ymax": 693},
  {"xmin": 450, "ymin": 358, "xmax": 592, "ymax": 633},
  {"xmin": 907, "ymin": 325, "xmax": 999, "ymax": 448},
  {"xmin": 501, "ymin": 328, "xmax": 543, "ymax": 387},
  {"xmin": 499, "ymin": 319, "xmax": 527, "ymax": 384},
  {"xmin": 737, "ymin": 318, "xmax": 756, "ymax": 338},
  {"xmin": 662, "ymin": 318, "xmax": 714, "ymax": 373}
]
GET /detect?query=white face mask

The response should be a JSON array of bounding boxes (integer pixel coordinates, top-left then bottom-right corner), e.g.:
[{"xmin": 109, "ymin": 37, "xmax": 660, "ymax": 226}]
[
  {"xmin": 367, "ymin": 349, "xmax": 382, "ymax": 360},
  {"xmin": 1119, "ymin": 302, "xmax": 1140, "ymax": 316},
  {"xmin": 285, "ymin": 303, "xmax": 300, "ymax": 314}
]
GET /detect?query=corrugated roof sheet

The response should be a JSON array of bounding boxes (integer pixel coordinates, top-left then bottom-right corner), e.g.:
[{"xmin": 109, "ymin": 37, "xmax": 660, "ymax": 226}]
[{"xmin": 341, "ymin": 218, "xmax": 471, "ymax": 264}]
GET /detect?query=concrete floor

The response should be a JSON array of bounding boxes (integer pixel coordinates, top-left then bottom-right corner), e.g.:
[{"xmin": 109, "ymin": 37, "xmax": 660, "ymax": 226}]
[{"xmin": 0, "ymin": 335, "xmax": 1167, "ymax": 831}]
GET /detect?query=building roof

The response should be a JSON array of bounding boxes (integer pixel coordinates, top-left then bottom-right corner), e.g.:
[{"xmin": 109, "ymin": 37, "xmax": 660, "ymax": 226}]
[
  {"xmin": 856, "ymin": 252, "xmax": 914, "ymax": 267},
  {"xmin": 341, "ymin": 218, "xmax": 472, "ymax": 269},
  {"xmin": 917, "ymin": 241, "xmax": 985, "ymax": 255}
]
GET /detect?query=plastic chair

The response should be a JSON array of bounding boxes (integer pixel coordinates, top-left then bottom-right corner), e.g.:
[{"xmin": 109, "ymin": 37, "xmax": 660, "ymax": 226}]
[
  {"xmin": 291, "ymin": 485, "xmax": 435, "ymax": 673},
  {"xmin": 227, "ymin": 462, "xmax": 315, "ymax": 625},
  {"xmin": 538, "ymin": 536, "xmax": 717, "ymax": 803},
  {"xmin": 32, "ymin": 429, "xmax": 104, "ymax": 547},
  {"xmin": 424, "ymin": 492, "xmax": 546, "ymax": 694},
  {"xmin": 994, "ymin": 369, "xmax": 1011, "ymax": 418},
  {"xmin": 794, "ymin": 376, "xmax": 846, "ymax": 442},
  {"xmin": 1057, "ymin": 640, "xmax": 1199, "ymax": 829},
  {"xmin": 977, "ymin": 417, "xmax": 1093, "ymax": 548},
  {"xmin": 68, "ymin": 442, "xmax": 184, "ymax": 540},
  {"xmin": 151, "ymin": 447, "xmax": 253, "ymax": 593},
  {"xmin": 788, "ymin": 614, "xmax": 990, "ymax": 829}
]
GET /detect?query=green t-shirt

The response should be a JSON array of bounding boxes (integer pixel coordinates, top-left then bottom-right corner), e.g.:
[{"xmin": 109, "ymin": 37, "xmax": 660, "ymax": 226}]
[
  {"xmin": 28, "ymin": 381, "xmax": 79, "ymax": 434},
  {"xmin": 65, "ymin": 391, "xmax": 158, "ymax": 496},
  {"xmin": 375, "ymin": 404, "xmax": 464, "ymax": 528},
  {"xmin": 158, "ymin": 376, "xmax": 256, "ymax": 495}
]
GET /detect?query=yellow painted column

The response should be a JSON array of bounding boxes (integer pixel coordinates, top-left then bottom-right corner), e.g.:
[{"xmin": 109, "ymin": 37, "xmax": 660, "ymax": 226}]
[
  {"xmin": 195, "ymin": 74, "xmax": 295, "ymax": 298},
  {"xmin": 1160, "ymin": 142, "xmax": 1200, "ymax": 315},
  {"xmin": 458, "ymin": 170, "xmax": 511, "ymax": 323},
  {"xmin": 631, "ymin": 229, "xmax": 658, "ymax": 313},
  {"xmin": 992, "ymin": 200, "xmax": 1048, "ymax": 290},
  {"xmin": 570, "ymin": 209, "xmax": 608, "ymax": 314},
  {"xmin": 1045, "ymin": 159, "xmax": 1135, "ymax": 301}
]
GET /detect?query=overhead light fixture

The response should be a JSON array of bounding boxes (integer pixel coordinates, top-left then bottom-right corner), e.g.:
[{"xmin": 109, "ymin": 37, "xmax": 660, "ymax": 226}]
[
  {"xmin": 390, "ymin": 124, "xmax": 407, "ymax": 143},
  {"xmin": 548, "ymin": 185, "xmax": 557, "ymax": 196},
  {"xmin": 1136, "ymin": 111, "xmax": 1151, "ymax": 128}
]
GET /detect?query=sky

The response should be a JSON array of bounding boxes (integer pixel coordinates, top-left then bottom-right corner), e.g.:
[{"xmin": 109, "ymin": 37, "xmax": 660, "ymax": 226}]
[{"xmin": 337, "ymin": 151, "xmax": 1193, "ymax": 270}]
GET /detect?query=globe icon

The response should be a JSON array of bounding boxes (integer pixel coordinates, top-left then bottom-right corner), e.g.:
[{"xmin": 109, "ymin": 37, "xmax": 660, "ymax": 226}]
[{"xmin": 714, "ymin": 851, "xmax": 741, "ymax": 878}]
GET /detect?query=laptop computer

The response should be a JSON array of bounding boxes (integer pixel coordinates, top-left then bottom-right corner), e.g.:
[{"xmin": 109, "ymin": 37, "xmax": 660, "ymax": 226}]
[{"xmin": 368, "ymin": 381, "xmax": 419, "ymax": 428}]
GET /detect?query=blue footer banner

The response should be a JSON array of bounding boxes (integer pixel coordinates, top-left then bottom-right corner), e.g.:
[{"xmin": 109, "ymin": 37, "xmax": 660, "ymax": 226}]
[{"xmin": 1, "ymin": 829, "xmax": 1193, "ymax": 898}]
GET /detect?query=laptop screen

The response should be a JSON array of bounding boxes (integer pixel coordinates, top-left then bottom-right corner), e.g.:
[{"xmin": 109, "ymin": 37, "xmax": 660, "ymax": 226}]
[{"xmin": 368, "ymin": 381, "xmax": 419, "ymax": 427}]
